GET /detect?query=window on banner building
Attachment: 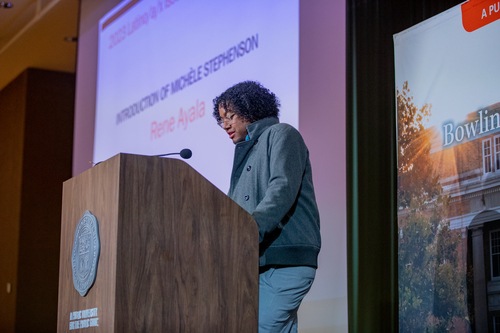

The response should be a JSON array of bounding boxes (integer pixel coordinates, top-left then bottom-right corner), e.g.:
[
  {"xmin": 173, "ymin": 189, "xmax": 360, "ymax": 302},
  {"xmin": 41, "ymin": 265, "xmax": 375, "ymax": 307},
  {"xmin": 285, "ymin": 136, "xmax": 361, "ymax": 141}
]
[
  {"xmin": 482, "ymin": 136, "xmax": 500, "ymax": 175},
  {"xmin": 491, "ymin": 229, "xmax": 500, "ymax": 280},
  {"xmin": 484, "ymin": 139, "xmax": 493, "ymax": 174},
  {"xmin": 495, "ymin": 136, "xmax": 500, "ymax": 170}
]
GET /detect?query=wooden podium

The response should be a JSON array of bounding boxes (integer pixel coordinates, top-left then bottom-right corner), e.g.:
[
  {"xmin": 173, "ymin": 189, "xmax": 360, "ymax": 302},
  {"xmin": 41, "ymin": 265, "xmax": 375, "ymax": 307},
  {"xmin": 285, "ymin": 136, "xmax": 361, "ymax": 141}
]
[{"xmin": 57, "ymin": 154, "xmax": 258, "ymax": 332}]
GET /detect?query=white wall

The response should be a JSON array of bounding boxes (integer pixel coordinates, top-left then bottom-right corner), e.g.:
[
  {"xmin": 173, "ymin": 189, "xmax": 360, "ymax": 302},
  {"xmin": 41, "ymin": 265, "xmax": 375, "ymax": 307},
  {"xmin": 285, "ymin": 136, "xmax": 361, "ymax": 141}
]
[{"xmin": 298, "ymin": 1, "xmax": 347, "ymax": 332}]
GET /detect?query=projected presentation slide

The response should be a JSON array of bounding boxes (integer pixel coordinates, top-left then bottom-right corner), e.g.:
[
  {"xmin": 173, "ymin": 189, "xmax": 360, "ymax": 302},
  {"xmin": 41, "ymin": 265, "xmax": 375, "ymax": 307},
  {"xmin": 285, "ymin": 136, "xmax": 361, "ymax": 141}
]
[{"xmin": 94, "ymin": 0, "xmax": 299, "ymax": 192}]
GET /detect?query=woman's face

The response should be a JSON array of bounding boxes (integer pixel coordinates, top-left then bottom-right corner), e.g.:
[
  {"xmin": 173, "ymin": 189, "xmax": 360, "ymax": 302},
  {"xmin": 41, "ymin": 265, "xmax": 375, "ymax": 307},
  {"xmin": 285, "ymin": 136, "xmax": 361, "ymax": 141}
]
[{"xmin": 218, "ymin": 106, "xmax": 251, "ymax": 144}]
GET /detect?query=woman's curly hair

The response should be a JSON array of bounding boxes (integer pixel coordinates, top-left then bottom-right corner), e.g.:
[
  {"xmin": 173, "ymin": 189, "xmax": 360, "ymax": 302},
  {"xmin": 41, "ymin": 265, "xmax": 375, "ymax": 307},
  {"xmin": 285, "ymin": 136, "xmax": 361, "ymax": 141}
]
[{"xmin": 212, "ymin": 81, "xmax": 280, "ymax": 124}]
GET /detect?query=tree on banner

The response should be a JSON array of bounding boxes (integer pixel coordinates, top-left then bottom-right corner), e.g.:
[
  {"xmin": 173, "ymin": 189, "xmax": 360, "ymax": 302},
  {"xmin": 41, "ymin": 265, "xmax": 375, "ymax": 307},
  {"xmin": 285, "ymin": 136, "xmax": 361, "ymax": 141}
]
[
  {"xmin": 397, "ymin": 82, "xmax": 468, "ymax": 332},
  {"xmin": 397, "ymin": 81, "xmax": 436, "ymax": 209}
]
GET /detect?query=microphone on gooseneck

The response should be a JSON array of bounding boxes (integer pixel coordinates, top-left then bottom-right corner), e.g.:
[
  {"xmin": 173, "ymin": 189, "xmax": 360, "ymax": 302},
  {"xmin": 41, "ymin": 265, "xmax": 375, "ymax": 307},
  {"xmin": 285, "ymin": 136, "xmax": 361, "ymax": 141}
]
[
  {"xmin": 179, "ymin": 149, "xmax": 193, "ymax": 159},
  {"xmin": 154, "ymin": 148, "xmax": 192, "ymax": 159}
]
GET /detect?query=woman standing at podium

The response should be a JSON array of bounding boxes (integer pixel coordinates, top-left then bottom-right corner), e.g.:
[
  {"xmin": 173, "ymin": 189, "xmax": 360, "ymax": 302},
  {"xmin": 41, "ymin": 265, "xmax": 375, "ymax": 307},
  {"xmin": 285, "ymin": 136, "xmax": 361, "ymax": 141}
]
[{"xmin": 213, "ymin": 81, "xmax": 321, "ymax": 333}]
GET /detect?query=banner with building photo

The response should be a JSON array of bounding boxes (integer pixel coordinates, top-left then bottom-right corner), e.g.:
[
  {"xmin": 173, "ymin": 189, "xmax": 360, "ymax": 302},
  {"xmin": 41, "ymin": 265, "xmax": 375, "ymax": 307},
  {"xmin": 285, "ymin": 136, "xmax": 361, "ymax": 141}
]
[{"xmin": 394, "ymin": 0, "xmax": 500, "ymax": 331}]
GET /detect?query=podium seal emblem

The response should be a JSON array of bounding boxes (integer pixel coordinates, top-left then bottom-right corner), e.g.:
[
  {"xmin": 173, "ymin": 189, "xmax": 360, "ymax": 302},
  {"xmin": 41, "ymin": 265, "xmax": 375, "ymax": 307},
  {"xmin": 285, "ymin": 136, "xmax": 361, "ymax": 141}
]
[{"xmin": 71, "ymin": 210, "xmax": 100, "ymax": 297}]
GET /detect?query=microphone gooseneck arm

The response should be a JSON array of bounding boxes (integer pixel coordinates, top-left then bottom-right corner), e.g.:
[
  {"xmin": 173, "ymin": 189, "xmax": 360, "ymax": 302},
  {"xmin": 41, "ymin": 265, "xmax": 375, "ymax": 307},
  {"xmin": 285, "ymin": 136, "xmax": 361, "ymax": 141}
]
[{"xmin": 154, "ymin": 148, "xmax": 192, "ymax": 159}]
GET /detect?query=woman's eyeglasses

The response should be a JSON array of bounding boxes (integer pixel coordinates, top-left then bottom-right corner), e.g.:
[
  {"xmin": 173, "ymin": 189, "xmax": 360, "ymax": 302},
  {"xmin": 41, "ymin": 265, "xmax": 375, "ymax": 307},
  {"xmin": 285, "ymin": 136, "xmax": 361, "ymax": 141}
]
[{"xmin": 217, "ymin": 113, "xmax": 237, "ymax": 128}]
